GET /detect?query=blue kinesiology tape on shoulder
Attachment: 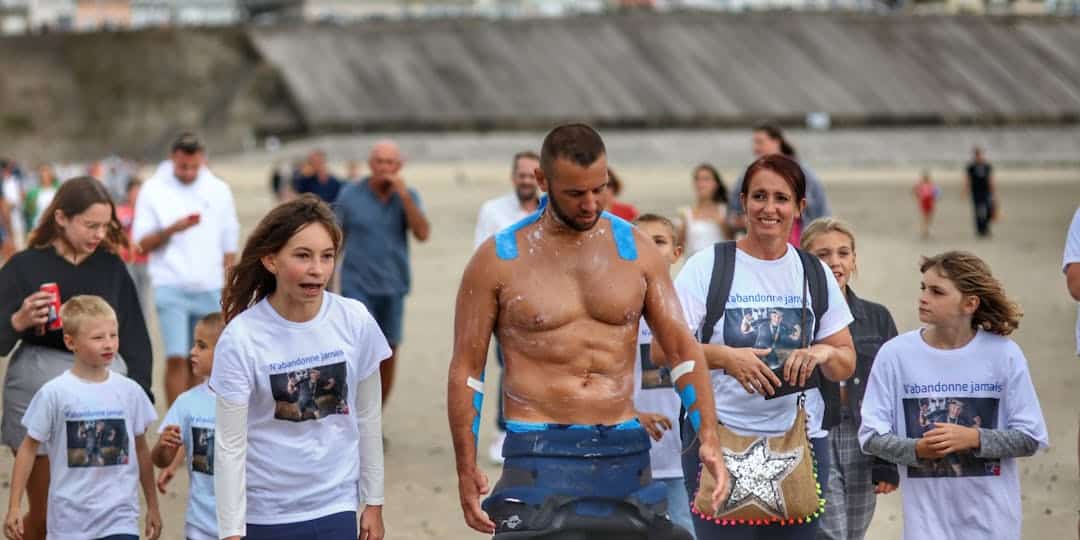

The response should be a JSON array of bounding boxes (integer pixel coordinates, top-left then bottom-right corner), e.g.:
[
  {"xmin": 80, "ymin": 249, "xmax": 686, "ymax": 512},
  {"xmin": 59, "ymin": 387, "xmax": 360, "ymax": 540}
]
[{"xmin": 495, "ymin": 197, "xmax": 639, "ymax": 261}]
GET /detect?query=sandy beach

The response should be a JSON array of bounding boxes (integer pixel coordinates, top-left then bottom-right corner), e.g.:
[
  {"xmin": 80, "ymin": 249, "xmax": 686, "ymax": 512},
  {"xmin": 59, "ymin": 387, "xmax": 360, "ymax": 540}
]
[{"xmin": 1, "ymin": 130, "xmax": 1077, "ymax": 539}]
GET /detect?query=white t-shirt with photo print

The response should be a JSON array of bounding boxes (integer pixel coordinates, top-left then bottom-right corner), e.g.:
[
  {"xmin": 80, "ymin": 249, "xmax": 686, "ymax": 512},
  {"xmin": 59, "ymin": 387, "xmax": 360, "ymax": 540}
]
[
  {"xmin": 674, "ymin": 245, "xmax": 853, "ymax": 437},
  {"xmin": 159, "ymin": 383, "xmax": 217, "ymax": 540},
  {"xmin": 859, "ymin": 329, "xmax": 1048, "ymax": 540},
  {"xmin": 209, "ymin": 291, "xmax": 391, "ymax": 526},
  {"xmin": 632, "ymin": 321, "xmax": 684, "ymax": 479},
  {"xmin": 22, "ymin": 370, "xmax": 156, "ymax": 540}
]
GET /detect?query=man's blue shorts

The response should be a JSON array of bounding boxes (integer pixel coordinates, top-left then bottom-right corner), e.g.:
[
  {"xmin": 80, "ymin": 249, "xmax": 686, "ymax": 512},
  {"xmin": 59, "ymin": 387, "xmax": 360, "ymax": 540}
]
[
  {"xmin": 341, "ymin": 286, "xmax": 404, "ymax": 347},
  {"xmin": 483, "ymin": 419, "xmax": 692, "ymax": 539},
  {"xmin": 154, "ymin": 286, "xmax": 221, "ymax": 358}
]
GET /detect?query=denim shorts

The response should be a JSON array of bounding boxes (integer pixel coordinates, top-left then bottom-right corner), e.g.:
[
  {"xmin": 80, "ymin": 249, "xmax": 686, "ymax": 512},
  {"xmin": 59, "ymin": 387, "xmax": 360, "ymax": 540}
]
[
  {"xmin": 341, "ymin": 286, "xmax": 404, "ymax": 347},
  {"xmin": 154, "ymin": 286, "xmax": 221, "ymax": 358}
]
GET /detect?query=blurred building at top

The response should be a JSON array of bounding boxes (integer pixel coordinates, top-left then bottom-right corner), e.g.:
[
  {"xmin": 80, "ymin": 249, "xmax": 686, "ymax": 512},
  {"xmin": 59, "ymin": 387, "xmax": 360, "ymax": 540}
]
[
  {"xmin": 1, "ymin": 0, "xmax": 249, "ymax": 32},
  {"xmin": 1, "ymin": 0, "xmax": 1076, "ymax": 35}
]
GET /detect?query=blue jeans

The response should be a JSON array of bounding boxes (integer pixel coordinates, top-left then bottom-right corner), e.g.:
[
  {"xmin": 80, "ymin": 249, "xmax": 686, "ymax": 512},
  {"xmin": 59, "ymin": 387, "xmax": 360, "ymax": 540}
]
[
  {"xmin": 97, "ymin": 536, "xmax": 138, "ymax": 540},
  {"xmin": 660, "ymin": 477, "xmax": 697, "ymax": 539},
  {"xmin": 245, "ymin": 511, "xmax": 357, "ymax": 540},
  {"xmin": 681, "ymin": 417, "xmax": 831, "ymax": 540}
]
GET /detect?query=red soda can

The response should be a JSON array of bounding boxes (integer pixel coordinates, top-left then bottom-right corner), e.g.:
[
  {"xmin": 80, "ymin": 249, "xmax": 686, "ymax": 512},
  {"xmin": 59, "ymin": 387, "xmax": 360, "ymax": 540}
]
[{"xmin": 40, "ymin": 283, "xmax": 62, "ymax": 331}]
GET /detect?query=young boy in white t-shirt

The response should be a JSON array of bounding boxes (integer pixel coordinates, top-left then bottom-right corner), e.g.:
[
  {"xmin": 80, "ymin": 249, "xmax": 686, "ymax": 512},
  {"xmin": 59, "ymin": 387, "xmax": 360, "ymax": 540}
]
[
  {"xmin": 4, "ymin": 295, "xmax": 161, "ymax": 540},
  {"xmin": 152, "ymin": 312, "xmax": 224, "ymax": 540},
  {"xmin": 633, "ymin": 214, "xmax": 696, "ymax": 538},
  {"xmin": 860, "ymin": 252, "xmax": 1048, "ymax": 540}
]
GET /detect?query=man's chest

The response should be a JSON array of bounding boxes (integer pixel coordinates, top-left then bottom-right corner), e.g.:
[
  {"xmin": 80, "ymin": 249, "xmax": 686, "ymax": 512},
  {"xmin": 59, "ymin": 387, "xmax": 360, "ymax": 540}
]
[{"xmin": 498, "ymin": 258, "xmax": 645, "ymax": 330}]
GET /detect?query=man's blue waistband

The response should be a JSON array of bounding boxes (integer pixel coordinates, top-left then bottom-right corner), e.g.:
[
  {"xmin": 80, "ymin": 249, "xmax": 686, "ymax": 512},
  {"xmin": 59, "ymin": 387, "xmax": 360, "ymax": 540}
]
[
  {"xmin": 501, "ymin": 418, "xmax": 649, "ymax": 459},
  {"xmin": 504, "ymin": 418, "xmax": 642, "ymax": 433}
]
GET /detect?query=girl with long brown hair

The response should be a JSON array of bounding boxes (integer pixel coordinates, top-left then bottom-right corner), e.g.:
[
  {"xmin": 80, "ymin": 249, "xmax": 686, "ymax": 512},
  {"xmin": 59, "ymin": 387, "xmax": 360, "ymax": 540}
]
[
  {"xmin": 210, "ymin": 194, "xmax": 389, "ymax": 540},
  {"xmin": 860, "ymin": 251, "xmax": 1048, "ymax": 540},
  {"xmin": 0, "ymin": 176, "xmax": 153, "ymax": 540}
]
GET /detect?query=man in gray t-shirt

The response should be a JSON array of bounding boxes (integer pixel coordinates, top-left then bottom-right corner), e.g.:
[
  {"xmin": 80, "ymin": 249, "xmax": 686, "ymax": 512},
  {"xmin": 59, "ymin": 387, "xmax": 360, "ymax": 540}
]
[{"xmin": 335, "ymin": 140, "xmax": 430, "ymax": 407}]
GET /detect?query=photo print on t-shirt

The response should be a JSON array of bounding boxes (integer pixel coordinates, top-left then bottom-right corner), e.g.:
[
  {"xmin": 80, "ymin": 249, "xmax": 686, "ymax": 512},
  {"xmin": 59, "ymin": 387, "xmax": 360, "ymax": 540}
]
[
  {"xmin": 270, "ymin": 361, "xmax": 349, "ymax": 422},
  {"xmin": 65, "ymin": 418, "xmax": 129, "ymax": 467},
  {"xmin": 723, "ymin": 307, "xmax": 815, "ymax": 370},
  {"xmin": 639, "ymin": 343, "xmax": 673, "ymax": 390},
  {"xmin": 903, "ymin": 397, "xmax": 1001, "ymax": 478},
  {"xmin": 191, "ymin": 426, "xmax": 215, "ymax": 475}
]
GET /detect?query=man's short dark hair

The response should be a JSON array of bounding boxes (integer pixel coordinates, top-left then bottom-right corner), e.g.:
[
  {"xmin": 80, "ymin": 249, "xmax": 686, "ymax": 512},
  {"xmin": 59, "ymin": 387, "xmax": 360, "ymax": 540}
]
[
  {"xmin": 511, "ymin": 150, "xmax": 540, "ymax": 173},
  {"xmin": 171, "ymin": 132, "xmax": 204, "ymax": 155},
  {"xmin": 540, "ymin": 124, "xmax": 606, "ymax": 180}
]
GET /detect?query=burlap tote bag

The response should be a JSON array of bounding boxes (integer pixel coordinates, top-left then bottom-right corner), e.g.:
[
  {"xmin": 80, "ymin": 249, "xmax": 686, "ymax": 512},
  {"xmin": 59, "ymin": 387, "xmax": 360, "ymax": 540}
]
[{"xmin": 692, "ymin": 400, "xmax": 824, "ymax": 526}]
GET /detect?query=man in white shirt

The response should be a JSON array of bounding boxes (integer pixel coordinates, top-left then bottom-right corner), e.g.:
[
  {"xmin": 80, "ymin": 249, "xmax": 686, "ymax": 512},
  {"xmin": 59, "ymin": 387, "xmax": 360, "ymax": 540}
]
[
  {"xmin": 133, "ymin": 133, "xmax": 239, "ymax": 405},
  {"xmin": 472, "ymin": 150, "xmax": 541, "ymax": 464},
  {"xmin": 473, "ymin": 151, "xmax": 541, "ymax": 249}
]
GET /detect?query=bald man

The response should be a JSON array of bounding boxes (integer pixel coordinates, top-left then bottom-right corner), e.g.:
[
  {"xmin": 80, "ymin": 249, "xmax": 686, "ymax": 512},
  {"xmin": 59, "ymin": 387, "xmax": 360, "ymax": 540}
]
[{"xmin": 335, "ymin": 140, "xmax": 430, "ymax": 407}]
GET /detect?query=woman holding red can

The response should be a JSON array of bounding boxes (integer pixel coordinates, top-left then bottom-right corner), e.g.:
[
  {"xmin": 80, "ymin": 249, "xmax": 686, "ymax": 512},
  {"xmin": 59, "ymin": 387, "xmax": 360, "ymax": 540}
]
[{"xmin": 0, "ymin": 176, "xmax": 153, "ymax": 540}]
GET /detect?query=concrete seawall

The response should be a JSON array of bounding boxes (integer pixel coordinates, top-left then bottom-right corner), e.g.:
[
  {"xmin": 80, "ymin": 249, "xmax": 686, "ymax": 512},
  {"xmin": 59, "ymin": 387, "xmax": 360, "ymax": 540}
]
[
  {"xmin": 3, "ymin": 13, "xmax": 1080, "ymax": 160},
  {"xmin": 251, "ymin": 13, "xmax": 1080, "ymax": 132}
]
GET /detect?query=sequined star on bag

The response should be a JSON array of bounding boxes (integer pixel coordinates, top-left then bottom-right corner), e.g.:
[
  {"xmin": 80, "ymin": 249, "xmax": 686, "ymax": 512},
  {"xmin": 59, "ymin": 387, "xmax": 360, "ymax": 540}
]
[{"xmin": 692, "ymin": 403, "xmax": 825, "ymax": 526}]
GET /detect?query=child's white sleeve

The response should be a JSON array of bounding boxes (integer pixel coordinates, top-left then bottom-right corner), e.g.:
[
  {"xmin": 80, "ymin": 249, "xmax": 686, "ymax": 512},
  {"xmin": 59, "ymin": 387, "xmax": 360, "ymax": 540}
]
[
  {"xmin": 999, "ymin": 344, "xmax": 1049, "ymax": 449},
  {"xmin": 215, "ymin": 395, "xmax": 248, "ymax": 539},
  {"xmin": 157, "ymin": 399, "xmax": 183, "ymax": 434},
  {"xmin": 132, "ymin": 384, "xmax": 157, "ymax": 436},
  {"xmin": 21, "ymin": 387, "xmax": 54, "ymax": 444},
  {"xmin": 859, "ymin": 352, "xmax": 920, "ymax": 466},
  {"xmin": 355, "ymin": 370, "xmax": 384, "ymax": 507},
  {"xmin": 858, "ymin": 344, "xmax": 901, "ymax": 449}
]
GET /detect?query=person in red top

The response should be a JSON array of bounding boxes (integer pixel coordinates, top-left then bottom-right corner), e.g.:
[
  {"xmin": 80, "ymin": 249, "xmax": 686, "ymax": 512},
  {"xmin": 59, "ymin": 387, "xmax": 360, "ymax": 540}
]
[
  {"xmin": 605, "ymin": 167, "xmax": 639, "ymax": 222},
  {"xmin": 116, "ymin": 178, "xmax": 151, "ymax": 318},
  {"xmin": 912, "ymin": 170, "xmax": 940, "ymax": 240}
]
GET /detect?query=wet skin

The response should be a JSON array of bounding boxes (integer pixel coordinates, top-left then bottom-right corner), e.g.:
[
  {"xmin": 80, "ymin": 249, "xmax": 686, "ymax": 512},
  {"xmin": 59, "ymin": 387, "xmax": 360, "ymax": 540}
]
[{"xmin": 448, "ymin": 154, "xmax": 728, "ymax": 534}]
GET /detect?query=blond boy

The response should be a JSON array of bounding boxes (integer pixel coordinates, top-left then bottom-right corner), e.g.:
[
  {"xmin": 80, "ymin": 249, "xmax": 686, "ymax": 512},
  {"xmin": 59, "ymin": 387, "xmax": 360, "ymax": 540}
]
[{"xmin": 4, "ymin": 295, "xmax": 160, "ymax": 540}]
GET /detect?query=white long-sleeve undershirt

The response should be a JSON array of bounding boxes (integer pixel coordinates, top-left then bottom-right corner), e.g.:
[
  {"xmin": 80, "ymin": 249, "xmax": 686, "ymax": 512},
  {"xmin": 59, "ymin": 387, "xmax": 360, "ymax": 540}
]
[
  {"xmin": 356, "ymin": 369, "xmax": 385, "ymax": 506},
  {"xmin": 214, "ymin": 395, "xmax": 247, "ymax": 539}
]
